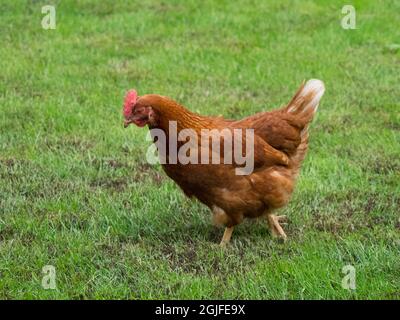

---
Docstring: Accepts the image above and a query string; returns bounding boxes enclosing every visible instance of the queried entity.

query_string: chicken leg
[266,214,287,241]
[219,227,234,247]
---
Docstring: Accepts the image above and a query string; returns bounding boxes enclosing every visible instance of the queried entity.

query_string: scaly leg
[219,227,234,247]
[266,214,287,241]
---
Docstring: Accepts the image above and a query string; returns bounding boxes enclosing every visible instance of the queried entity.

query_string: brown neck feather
[144,95,214,132]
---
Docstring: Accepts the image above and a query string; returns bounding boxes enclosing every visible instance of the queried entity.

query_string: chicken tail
[285,79,325,178]
[285,79,325,118]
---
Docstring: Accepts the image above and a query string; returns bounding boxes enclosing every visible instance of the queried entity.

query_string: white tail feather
[287,79,325,114]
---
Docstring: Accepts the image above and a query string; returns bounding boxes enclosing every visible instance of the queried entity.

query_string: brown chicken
[123,79,325,245]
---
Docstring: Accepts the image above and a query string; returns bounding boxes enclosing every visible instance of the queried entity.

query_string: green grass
[0,0,399,299]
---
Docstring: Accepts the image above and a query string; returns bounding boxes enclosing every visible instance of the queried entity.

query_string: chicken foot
[266,214,287,241]
[219,227,234,247]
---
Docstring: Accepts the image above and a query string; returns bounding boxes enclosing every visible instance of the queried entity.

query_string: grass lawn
[0,0,399,299]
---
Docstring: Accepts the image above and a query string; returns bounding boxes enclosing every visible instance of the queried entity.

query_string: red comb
[123,89,138,118]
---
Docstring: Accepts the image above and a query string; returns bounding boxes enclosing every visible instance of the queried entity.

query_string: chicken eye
[134,106,148,115]
[132,107,141,115]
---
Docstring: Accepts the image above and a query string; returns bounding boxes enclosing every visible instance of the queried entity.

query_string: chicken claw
[219,227,234,247]
[266,214,287,241]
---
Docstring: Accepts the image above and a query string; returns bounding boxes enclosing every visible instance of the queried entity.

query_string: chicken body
[123,80,325,245]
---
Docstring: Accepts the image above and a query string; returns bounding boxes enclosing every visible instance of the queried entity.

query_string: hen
[123,80,325,245]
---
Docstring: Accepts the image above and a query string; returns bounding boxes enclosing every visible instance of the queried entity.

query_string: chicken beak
[124,119,132,128]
